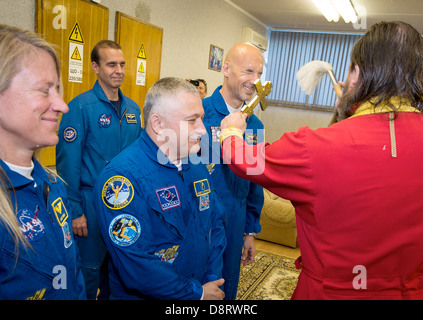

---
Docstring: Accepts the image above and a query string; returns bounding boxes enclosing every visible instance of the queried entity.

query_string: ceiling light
[332,0,358,23]
[312,0,339,22]
[313,0,358,24]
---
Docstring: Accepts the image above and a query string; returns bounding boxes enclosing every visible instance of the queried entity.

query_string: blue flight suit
[201,86,264,300]
[93,130,226,299]
[0,160,86,300]
[56,80,142,299]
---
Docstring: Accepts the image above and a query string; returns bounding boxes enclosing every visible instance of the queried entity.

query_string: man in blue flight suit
[201,42,264,300]
[93,77,226,300]
[56,40,142,299]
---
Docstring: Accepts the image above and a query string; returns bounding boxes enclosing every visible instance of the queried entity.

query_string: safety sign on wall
[68,22,84,83]
[136,43,146,86]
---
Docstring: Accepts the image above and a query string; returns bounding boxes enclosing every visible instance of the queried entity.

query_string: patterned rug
[236,250,300,300]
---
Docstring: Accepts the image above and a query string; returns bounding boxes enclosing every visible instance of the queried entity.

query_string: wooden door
[115,12,163,127]
[35,0,109,166]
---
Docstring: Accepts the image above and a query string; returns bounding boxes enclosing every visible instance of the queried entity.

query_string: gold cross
[240,79,273,117]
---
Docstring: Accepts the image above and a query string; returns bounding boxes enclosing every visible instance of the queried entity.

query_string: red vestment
[223,111,423,299]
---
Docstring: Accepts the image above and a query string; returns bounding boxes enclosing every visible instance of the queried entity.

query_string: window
[266,30,361,110]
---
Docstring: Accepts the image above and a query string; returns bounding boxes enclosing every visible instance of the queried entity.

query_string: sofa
[257,189,298,248]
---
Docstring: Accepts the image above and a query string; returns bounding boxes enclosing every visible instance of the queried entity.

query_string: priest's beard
[337,80,357,121]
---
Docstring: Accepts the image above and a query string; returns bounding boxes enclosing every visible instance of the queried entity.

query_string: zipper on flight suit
[110,98,127,153]
[43,183,54,223]
[178,170,184,181]
[89,105,129,165]
[119,107,128,152]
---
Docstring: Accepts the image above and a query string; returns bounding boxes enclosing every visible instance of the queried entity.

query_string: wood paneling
[115,12,163,127]
[35,0,109,166]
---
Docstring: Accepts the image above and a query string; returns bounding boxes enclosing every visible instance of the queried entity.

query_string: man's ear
[222,61,230,78]
[149,113,163,135]
[92,61,99,74]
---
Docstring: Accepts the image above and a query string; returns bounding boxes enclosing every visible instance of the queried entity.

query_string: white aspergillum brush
[296,60,343,98]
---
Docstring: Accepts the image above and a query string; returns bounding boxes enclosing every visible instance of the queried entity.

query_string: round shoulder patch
[63,127,77,142]
[102,176,134,210]
[108,214,141,247]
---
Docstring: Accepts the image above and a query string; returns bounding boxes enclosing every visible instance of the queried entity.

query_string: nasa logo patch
[109,214,141,247]
[17,206,45,242]
[98,113,112,128]
[155,185,181,211]
[102,176,134,210]
[63,127,77,142]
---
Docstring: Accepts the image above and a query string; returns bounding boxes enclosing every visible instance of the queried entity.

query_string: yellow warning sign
[71,46,82,60]
[138,62,145,73]
[68,22,84,44]
[137,43,147,60]
[69,43,83,83]
[136,60,146,86]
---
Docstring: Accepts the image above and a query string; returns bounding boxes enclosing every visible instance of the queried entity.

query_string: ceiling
[228,0,423,33]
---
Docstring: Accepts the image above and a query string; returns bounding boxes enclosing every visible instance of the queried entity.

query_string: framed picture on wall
[208,44,224,72]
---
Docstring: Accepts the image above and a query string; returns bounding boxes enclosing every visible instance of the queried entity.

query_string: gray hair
[143,77,200,129]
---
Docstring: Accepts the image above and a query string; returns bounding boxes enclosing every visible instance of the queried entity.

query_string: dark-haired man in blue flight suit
[56,40,142,299]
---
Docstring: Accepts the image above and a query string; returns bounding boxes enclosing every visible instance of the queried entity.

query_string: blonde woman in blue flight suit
[0,24,86,299]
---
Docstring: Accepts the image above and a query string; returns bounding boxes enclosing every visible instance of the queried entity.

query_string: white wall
[0,0,333,142]
[0,0,34,31]
[101,0,268,94]
[0,0,266,96]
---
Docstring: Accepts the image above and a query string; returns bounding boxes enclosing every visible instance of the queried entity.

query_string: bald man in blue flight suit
[56,40,142,299]
[93,77,226,300]
[201,42,264,300]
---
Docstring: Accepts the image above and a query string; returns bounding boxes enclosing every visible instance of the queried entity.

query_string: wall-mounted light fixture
[312,0,358,23]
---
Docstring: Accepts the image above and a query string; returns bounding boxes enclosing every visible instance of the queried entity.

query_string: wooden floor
[254,238,301,259]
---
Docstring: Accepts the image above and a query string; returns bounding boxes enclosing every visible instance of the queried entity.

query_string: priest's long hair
[338,21,423,120]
